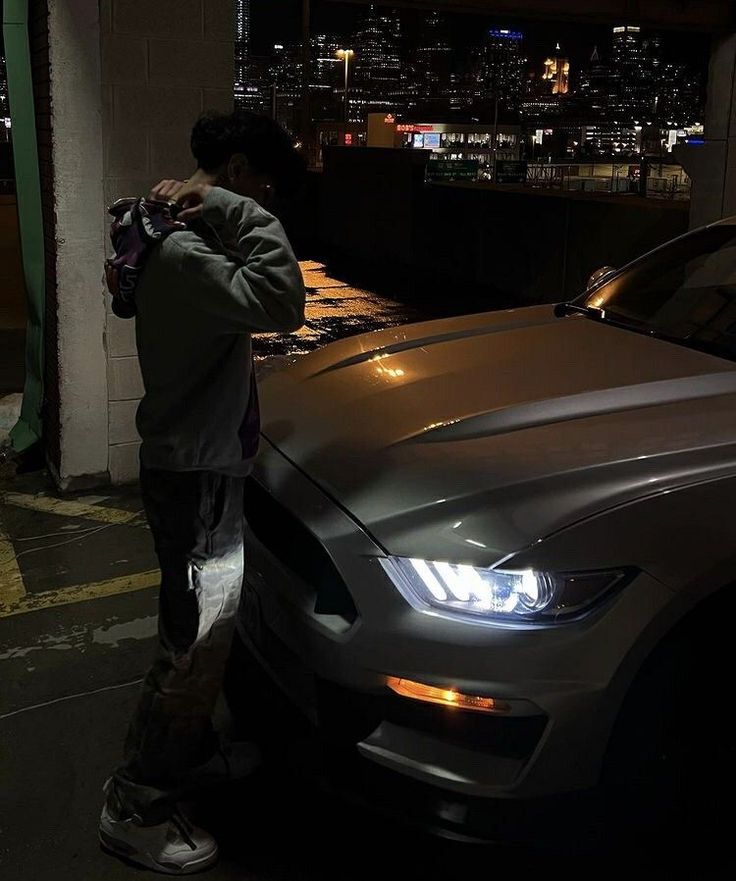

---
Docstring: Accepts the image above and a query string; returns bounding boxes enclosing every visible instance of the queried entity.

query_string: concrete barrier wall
[316,147,689,309]
[318,147,428,272]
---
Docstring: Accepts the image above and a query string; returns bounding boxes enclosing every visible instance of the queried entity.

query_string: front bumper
[229,627,604,846]
[238,438,673,804]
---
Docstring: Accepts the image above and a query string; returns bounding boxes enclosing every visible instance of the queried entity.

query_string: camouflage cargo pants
[111,467,245,824]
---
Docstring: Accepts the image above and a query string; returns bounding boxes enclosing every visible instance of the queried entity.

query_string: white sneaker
[99,799,218,875]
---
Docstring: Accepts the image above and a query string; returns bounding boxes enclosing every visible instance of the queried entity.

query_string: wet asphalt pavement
[253,260,423,366]
[0,264,706,878]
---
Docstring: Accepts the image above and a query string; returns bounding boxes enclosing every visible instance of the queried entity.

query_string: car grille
[243,476,358,623]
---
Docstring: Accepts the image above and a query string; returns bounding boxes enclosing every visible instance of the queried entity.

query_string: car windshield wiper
[553,302,605,319]
[556,301,734,360]
[557,301,675,337]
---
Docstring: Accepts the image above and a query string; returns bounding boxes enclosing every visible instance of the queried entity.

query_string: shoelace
[170,809,197,851]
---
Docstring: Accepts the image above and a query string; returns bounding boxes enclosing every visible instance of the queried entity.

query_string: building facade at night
[543,43,570,95]
[350,5,403,121]
[0,55,10,144]
[265,35,345,134]
[483,28,525,112]
[534,24,707,158]
[405,12,453,113]
[234,0,261,111]
[609,25,648,116]
[578,46,612,116]
[656,62,703,126]
[268,42,302,131]
[366,112,520,167]
[234,0,249,82]
[233,5,705,158]
[574,24,703,128]
[522,42,570,118]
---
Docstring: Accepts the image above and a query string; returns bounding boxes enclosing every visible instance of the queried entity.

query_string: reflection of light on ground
[302,273,348,290]
[253,261,421,362]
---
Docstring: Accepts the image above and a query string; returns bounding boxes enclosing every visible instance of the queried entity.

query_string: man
[99,111,306,874]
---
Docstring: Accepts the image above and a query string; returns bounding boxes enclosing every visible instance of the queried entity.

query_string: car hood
[260,306,736,564]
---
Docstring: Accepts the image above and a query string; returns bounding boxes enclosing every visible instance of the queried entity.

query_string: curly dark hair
[191,111,306,197]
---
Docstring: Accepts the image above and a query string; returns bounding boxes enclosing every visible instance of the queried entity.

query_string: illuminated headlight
[380,557,627,624]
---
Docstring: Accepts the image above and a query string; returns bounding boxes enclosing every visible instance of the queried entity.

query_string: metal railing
[524,163,690,201]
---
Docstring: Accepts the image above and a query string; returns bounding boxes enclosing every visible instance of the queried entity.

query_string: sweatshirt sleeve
[177,186,306,334]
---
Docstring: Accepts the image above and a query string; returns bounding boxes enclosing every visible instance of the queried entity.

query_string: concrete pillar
[47,0,109,487]
[101,0,234,484]
[43,0,233,488]
[675,34,736,228]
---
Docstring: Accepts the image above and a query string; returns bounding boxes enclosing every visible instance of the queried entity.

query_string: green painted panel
[3,0,45,451]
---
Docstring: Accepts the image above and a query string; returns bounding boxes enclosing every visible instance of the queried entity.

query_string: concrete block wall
[100,0,234,483]
[44,0,109,488]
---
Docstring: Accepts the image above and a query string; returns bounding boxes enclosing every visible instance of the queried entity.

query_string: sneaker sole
[99,829,219,875]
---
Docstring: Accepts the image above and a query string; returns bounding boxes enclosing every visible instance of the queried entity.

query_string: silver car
[234,219,736,845]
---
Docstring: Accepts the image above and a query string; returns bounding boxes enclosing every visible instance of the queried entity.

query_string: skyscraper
[484,29,525,112]
[269,42,302,132]
[310,34,343,122]
[522,43,569,119]
[454,46,487,112]
[542,43,570,95]
[311,34,342,91]
[0,55,10,144]
[578,46,612,116]
[234,0,250,85]
[234,0,264,112]
[351,5,402,120]
[609,25,650,118]
[412,12,453,105]
[656,63,703,125]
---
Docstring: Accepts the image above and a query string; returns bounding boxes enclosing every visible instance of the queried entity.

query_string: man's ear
[227,153,250,183]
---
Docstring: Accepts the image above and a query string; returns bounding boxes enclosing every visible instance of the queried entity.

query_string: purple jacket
[106,197,185,319]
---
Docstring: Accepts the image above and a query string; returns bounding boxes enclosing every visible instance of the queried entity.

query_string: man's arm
[176,186,306,334]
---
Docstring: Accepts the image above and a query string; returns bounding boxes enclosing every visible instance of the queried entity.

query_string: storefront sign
[397,123,435,133]
[426,159,479,182]
[495,160,528,184]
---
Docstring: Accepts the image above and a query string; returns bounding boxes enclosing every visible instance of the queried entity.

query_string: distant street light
[336,49,355,124]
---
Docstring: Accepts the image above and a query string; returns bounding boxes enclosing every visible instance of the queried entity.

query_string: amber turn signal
[387,677,510,714]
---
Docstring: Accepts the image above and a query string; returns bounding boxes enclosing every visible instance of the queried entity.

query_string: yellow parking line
[0,569,159,618]
[1,492,142,526]
[0,525,25,607]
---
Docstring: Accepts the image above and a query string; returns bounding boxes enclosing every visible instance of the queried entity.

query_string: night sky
[251,0,710,77]
[0,1,710,78]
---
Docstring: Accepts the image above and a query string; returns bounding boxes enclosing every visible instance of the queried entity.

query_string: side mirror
[587,266,616,290]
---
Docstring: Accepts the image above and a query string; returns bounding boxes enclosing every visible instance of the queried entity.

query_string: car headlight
[380,557,628,625]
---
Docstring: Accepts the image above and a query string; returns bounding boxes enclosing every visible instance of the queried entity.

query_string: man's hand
[174,181,214,223]
[148,179,185,203]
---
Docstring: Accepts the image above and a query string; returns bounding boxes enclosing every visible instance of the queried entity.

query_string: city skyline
[0,3,710,165]
[239,1,706,142]
[251,0,710,76]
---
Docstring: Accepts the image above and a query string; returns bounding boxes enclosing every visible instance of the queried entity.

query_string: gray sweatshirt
[134,186,305,475]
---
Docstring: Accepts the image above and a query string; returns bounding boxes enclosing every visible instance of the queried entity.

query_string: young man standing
[99,112,306,874]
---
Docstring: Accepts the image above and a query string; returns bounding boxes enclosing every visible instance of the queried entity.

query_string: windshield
[580,224,736,362]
